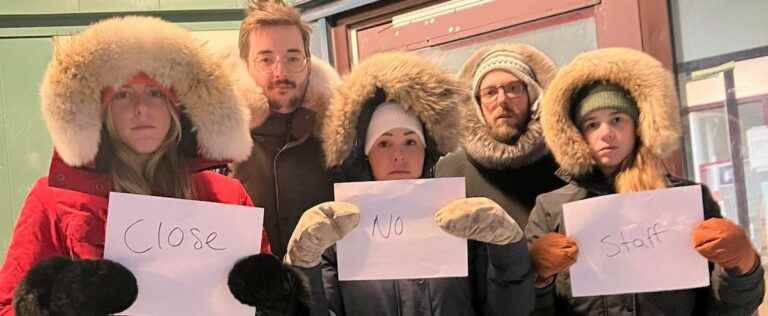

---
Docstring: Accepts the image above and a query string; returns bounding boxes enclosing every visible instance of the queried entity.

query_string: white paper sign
[563,185,710,297]
[104,192,264,316]
[335,178,468,281]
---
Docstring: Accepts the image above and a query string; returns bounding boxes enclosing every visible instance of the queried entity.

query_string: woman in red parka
[0,16,270,315]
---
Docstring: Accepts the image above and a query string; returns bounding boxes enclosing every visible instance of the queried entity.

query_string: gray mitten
[284,202,360,268]
[434,197,523,245]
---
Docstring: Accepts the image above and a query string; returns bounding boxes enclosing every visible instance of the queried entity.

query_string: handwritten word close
[600,222,669,258]
[123,219,227,254]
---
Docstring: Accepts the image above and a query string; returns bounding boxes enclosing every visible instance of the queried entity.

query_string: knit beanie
[101,72,179,106]
[364,102,425,155]
[471,50,543,122]
[571,83,639,126]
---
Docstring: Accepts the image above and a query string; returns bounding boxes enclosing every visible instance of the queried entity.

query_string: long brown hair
[104,100,196,199]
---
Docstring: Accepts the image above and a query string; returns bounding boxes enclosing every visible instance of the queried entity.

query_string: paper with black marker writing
[335,178,468,281]
[104,192,264,316]
[563,185,709,297]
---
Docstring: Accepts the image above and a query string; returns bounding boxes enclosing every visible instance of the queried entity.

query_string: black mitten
[14,257,138,316]
[228,254,311,316]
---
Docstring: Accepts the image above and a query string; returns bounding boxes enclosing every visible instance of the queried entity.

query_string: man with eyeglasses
[436,44,566,315]
[227,2,341,315]
[231,1,340,263]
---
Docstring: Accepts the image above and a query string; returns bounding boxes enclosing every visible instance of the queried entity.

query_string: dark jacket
[319,52,534,316]
[231,57,341,260]
[229,57,341,316]
[435,43,565,229]
[234,108,332,259]
[437,150,563,228]
[525,174,765,316]
[323,240,532,316]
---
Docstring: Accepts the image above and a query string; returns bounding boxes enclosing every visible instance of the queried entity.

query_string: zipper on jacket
[394,280,402,316]
[272,145,286,248]
[272,117,306,251]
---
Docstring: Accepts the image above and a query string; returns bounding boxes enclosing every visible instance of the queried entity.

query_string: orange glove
[692,218,758,275]
[530,233,579,280]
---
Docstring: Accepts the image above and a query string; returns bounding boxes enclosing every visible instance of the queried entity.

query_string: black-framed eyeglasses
[251,52,309,73]
[478,81,527,104]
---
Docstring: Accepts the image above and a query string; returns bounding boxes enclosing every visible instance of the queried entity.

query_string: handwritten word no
[123,219,227,254]
[600,222,669,258]
[371,213,404,239]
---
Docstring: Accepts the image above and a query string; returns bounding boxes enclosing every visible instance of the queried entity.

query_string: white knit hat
[364,102,425,155]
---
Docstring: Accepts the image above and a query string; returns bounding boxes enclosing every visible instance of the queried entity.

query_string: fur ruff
[541,48,681,192]
[40,16,253,166]
[223,47,341,133]
[321,52,463,168]
[456,43,558,169]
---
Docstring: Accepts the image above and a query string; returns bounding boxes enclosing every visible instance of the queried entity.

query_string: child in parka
[526,48,765,315]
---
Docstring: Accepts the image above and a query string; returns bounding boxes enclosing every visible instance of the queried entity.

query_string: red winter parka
[0,16,269,316]
[0,155,271,315]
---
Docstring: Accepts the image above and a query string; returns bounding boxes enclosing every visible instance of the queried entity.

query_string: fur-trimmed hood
[457,43,557,170]
[541,48,681,180]
[40,16,252,167]
[322,51,462,169]
[225,49,341,132]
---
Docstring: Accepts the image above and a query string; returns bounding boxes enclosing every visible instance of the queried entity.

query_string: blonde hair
[239,0,312,62]
[104,100,196,200]
[614,145,668,193]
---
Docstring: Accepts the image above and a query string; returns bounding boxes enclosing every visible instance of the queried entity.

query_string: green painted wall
[0,37,54,261]
[0,0,245,14]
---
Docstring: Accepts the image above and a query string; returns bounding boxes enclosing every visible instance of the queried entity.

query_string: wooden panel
[638,0,674,71]
[0,38,54,262]
[332,22,352,75]
[637,0,679,174]
[354,0,600,59]
[593,0,642,49]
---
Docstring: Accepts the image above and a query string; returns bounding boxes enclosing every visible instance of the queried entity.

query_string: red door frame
[331,0,673,69]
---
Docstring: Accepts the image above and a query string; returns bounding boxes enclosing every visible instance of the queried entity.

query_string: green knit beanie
[571,83,639,126]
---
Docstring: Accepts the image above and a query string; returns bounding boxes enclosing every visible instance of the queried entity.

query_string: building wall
[0,0,244,14]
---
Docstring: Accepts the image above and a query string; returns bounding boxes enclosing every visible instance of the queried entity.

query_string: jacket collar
[47,151,229,198]
[232,56,340,138]
[571,170,614,196]
[48,152,111,197]
[569,169,680,196]
[461,110,549,170]
[251,107,316,145]
[320,52,462,169]
[456,44,557,171]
